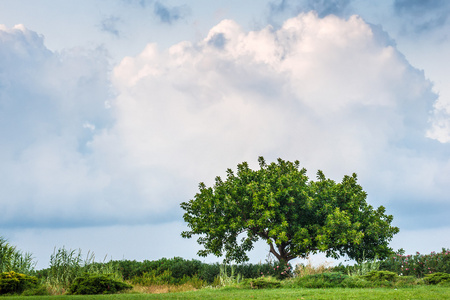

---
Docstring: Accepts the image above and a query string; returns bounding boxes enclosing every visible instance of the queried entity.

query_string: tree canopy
[181,157,399,264]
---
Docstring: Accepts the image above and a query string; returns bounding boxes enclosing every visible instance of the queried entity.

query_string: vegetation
[379,248,450,277]
[0,239,449,297]
[181,157,399,264]
[0,237,35,275]
[44,247,121,290]
[1,286,449,299]
[0,271,38,295]
[68,273,132,295]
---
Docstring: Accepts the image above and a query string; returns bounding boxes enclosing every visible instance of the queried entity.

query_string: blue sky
[1,0,450,269]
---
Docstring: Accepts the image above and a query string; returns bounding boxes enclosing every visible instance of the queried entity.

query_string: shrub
[68,273,132,295]
[0,271,38,295]
[20,285,50,296]
[363,270,397,282]
[423,272,450,285]
[294,272,349,288]
[380,248,450,277]
[249,276,281,289]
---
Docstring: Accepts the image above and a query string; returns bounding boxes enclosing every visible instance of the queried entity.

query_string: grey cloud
[121,0,153,8]
[268,0,353,19]
[394,0,450,34]
[207,33,227,49]
[153,1,189,24]
[304,0,351,17]
[100,16,122,37]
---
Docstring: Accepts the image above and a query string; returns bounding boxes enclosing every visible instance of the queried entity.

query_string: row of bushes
[36,257,292,284]
[249,271,450,289]
[380,248,450,277]
[332,248,450,278]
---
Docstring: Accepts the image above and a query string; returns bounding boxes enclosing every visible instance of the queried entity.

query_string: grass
[1,286,449,300]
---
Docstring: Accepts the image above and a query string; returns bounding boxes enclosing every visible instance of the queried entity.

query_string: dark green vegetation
[181,157,399,263]
[68,274,132,295]
[0,271,38,295]
[1,237,450,297]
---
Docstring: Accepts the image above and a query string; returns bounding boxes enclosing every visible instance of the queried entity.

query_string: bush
[294,272,349,288]
[248,276,281,289]
[363,270,397,282]
[380,248,450,277]
[423,272,450,285]
[0,271,38,295]
[20,285,50,296]
[68,274,132,295]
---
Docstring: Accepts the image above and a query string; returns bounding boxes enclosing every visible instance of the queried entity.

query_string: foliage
[294,257,332,277]
[0,286,448,299]
[181,157,399,264]
[216,264,242,287]
[0,237,35,275]
[45,247,122,289]
[363,270,397,282]
[423,272,450,285]
[114,257,278,284]
[379,248,450,277]
[68,273,132,295]
[0,271,38,295]
[20,285,50,296]
[347,255,381,276]
[249,276,281,289]
[293,272,350,288]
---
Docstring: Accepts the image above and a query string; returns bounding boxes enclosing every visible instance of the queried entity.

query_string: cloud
[0,24,114,228]
[393,0,450,34]
[100,16,122,37]
[2,12,449,237]
[268,0,353,20]
[121,0,153,8]
[107,11,447,233]
[153,1,189,24]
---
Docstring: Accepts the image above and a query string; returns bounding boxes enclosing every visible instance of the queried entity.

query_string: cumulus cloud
[105,12,447,231]
[0,24,114,228]
[2,12,449,235]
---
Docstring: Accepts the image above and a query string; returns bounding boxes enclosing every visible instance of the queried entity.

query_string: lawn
[1,286,449,300]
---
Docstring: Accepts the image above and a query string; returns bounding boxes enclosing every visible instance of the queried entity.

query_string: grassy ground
[2,286,449,300]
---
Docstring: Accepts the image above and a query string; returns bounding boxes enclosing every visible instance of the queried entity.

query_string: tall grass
[348,256,381,276]
[216,263,242,287]
[45,247,122,291]
[0,237,35,275]
[294,257,332,277]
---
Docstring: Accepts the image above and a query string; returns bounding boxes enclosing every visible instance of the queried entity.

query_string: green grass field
[1,286,449,300]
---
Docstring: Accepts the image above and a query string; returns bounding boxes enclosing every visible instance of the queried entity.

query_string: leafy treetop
[181,157,399,264]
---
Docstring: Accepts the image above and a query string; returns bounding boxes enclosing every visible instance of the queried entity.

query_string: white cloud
[0,24,114,227]
[2,12,449,238]
[106,12,443,216]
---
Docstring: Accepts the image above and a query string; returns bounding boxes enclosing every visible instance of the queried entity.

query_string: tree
[181,157,399,264]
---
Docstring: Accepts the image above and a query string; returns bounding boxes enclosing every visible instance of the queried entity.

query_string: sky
[1,0,449,270]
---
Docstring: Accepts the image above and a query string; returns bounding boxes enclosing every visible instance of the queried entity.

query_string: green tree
[181,157,399,264]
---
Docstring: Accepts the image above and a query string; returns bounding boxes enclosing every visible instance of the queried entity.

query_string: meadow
[0,286,449,300]
[1,237,449,299]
